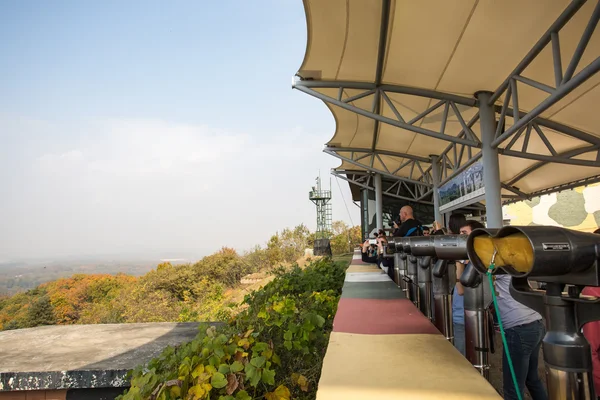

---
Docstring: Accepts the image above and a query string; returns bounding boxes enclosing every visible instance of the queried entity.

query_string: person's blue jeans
[502,320,548,400]
[453,323,465,356]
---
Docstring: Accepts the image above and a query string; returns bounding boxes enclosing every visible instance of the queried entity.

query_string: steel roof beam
[491,0,600,148]
[325,146,432,163]
[294,85,480,147]
[331,170,434,204]
[503,175,600,205]
[335,147,438,184]
[506,145,600,186]
[324,147,432,188]
[499,106,600,147]
[488,0,587,105]
[294,80,477,106]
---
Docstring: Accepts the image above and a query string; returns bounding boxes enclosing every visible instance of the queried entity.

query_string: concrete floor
[0,323,204,372]
[0,322,219,391]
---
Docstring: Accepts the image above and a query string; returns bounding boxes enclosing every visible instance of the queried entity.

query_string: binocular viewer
[387,235,469,260]
[387,226,600,286]
[467,226,600,287]
[386,237,410,253]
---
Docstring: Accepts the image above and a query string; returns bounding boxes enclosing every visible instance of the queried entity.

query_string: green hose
[486,265,523,400]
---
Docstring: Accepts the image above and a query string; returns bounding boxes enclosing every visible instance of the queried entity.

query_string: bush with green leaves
[119,257,347,400]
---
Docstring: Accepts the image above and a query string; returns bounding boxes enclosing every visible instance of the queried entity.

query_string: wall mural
[502,183,600,232]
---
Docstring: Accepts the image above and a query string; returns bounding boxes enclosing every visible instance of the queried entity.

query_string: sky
[0,0,361,261]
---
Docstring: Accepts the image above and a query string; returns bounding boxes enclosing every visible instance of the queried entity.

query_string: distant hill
[0,223,360,331]
[0,259,157,296]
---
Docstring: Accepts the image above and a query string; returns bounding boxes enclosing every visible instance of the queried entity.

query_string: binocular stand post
[461,264,492,380]
[432,259,454,343]
[393,252,409,299]
[407,255,420,307]
[511,279,600,400]
[418,256,434,320]
[464,282,491,380]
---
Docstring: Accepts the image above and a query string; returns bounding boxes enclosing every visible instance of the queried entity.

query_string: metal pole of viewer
[430,155,442,224]
[374,173,383,231]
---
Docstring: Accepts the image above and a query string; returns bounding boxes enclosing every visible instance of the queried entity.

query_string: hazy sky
[0,0,361,261]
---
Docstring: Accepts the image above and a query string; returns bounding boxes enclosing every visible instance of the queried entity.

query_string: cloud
[0,116,360,260]
[39,150,85,163]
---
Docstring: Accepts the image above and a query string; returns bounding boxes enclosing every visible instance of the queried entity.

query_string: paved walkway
[316,250,501,400]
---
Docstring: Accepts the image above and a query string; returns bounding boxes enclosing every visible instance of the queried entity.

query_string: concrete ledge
[0,322,221,391]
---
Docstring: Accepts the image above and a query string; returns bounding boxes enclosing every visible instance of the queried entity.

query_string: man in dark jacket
[392,206,423,237]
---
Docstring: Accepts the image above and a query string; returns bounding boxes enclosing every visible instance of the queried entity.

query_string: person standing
[582,228,600,399]
[495,275,547,400]
[392,206,423,237]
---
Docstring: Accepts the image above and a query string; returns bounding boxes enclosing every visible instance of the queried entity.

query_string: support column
[360,189,369,240]
[430,155,442,223]
[374,173,383,231]
[476,91,503,229]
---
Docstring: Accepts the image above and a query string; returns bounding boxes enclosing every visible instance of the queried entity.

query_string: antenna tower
[309,174,332,239]
[309,174,333,256]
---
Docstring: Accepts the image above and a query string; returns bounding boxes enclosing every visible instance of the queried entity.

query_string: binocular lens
[472,233,534,273]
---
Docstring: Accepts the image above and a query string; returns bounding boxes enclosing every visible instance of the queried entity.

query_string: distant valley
[0,257,189,296]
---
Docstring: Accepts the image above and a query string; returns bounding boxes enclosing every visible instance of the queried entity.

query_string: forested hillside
[120,256,349,400]
[0,222,361,331]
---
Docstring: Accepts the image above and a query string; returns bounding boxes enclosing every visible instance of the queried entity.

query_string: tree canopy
[0,222,360,331]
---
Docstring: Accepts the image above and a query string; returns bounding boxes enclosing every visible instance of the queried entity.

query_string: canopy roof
[293,0,600,204]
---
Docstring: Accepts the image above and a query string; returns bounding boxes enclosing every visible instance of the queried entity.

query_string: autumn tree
[330,221,361,255]
[24,295,55,327]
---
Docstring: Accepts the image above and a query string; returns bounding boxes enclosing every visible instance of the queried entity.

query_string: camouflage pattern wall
[502,183,600,232]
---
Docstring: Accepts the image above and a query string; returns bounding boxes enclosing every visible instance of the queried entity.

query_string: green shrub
[119,257,347,400]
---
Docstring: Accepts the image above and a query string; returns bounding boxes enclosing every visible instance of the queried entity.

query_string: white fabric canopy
[295,0,600,200]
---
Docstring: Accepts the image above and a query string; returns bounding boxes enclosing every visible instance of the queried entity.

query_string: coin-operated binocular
[407,235,469,259]
[387,238,411,298]
[404,237,467,336]
[432,259,454,343]
[467,226,600,400]
[408,234,494,379]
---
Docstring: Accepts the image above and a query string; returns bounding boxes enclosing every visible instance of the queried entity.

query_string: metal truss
[503,174,600,205]
[324,146,435,182]
[332,169,434,204]
[294,80,480,147]
[323,147,434,200]
[491,0,600,150]
[295,0,600,206]
[294,78,600,173]
[333,169,490,211]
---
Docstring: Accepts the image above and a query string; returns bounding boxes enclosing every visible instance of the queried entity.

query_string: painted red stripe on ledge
[333,298,440,335]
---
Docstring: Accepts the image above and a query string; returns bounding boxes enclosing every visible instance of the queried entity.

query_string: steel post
[476,91,503,229]
[399,253,409,297]
[407,255,419,306]
[361,189,369,240]
[374,173,383,231]
[464,282,492,380]
[430,155,442,223]
[432,259,454,343]
[417,257,433,320]
[393,252,401,286]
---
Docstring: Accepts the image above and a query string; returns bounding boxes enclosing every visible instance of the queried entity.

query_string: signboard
[438,160,485,213]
